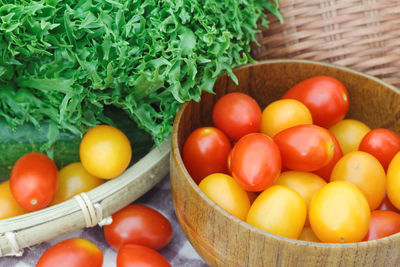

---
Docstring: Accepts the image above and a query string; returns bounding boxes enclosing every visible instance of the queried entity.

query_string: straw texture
[253,0,400,87]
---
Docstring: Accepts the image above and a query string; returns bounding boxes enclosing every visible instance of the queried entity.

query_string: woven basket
[252,0,400,87]
[0,137,170,257]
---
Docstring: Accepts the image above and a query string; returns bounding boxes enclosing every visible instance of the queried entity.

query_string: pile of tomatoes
[0,125,173,266]
[182,76,400,243]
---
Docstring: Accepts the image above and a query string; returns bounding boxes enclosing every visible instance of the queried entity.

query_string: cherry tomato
[36,238,103,267]
[387,152,400,210]
[212,92,261,141]
[363,210,400,241]
[80,125,132,179]
[359,128,400,170]
[182,127,231,184]
[231,133,281,191]
[246,185,306,239]
[273,124,334,172]
[274,171,326,225]
[330,151,386,210]
[51,162,104,205]
[117,244,171,267]
[298,227,320,242]
[104,204,172,250]
[260,99,313,137]
[378,194,399,212]
[0,181,28,220]
[309,181,370,243]
[282,76,349,127]
[313,131,343,182]
[199,173,250,220]
[329,119,370,154]
[10,152,58,211]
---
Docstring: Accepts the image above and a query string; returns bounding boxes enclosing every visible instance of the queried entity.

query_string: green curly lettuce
[0,0,281,147]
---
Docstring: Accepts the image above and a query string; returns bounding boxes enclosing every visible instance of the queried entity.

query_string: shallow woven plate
[0,136,170,257]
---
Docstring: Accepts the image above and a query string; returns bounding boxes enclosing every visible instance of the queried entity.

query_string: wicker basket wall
[252,0,400,87]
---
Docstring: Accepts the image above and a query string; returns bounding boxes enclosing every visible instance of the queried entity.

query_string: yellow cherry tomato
[0,181,28,219]
[199,173,250,220]
[330,151,386,210]
[80,125,132,179]
[309,181,370,243]
[274,171,327,225]
[329,119,370,154]
[51,162,104,205]
[260,99,313,137]
[246,185,307,239]
[298,227,320,242]
[387,152,400,210]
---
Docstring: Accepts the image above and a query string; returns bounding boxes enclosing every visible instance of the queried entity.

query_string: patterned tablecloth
[0,176,208,267]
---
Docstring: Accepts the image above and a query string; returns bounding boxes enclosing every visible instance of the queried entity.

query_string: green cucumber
[0,108,154,181]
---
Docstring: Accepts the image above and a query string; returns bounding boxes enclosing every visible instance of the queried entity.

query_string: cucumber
[0,108,154,181]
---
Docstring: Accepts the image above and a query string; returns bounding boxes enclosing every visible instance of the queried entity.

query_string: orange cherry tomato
[213,92,262,141]
[231,133,281,191]
[260,99,313,137]
[199,173,250,220]
[51,162,103,205]
[10,152,58,211]
[387,152,400,210]
[80,125,132,179]
[273,124,334,172]
[330,151,386,210]
[36,238,103,267]
[282,76,349,128]
[313,131,343,182]
[329,119,370,154]
[298,227,320,242]
[182,127,231,184]
[274,171,327,225]
[246,185,307,239]
[0,181,28,220]
[359,128,400,171]
[309,181,370,243]
[363,210,400,241]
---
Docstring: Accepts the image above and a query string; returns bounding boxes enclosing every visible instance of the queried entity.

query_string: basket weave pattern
[253,0,400,87]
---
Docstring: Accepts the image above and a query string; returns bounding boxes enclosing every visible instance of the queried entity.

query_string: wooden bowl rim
[172,59,400,249]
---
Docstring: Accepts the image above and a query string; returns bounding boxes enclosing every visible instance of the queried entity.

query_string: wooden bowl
[170,59,400,267]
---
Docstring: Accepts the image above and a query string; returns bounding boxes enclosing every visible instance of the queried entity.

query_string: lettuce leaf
[0,0,281,147]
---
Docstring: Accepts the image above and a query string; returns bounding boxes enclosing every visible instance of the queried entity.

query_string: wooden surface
[0,136,171,257]
[170,59,400,267]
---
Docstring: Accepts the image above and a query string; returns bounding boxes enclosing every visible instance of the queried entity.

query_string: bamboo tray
[0,136,170,257]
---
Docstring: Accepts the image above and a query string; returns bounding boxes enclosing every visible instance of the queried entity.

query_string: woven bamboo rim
[252,0,400,87]
[0,136,170,257]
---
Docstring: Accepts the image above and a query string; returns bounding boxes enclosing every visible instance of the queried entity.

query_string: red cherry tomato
[231,133,281,191]
[117,244,171,267]
[182,127,231,183]
[213,92,262,141]
[282,76,349,128]
[313,131,343,182]
[358,128,400,170]
[36,238,103,267]
[363,210,400,241]
[104,204,173,250]
[273,124,334,172]
[10,152,58,211]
